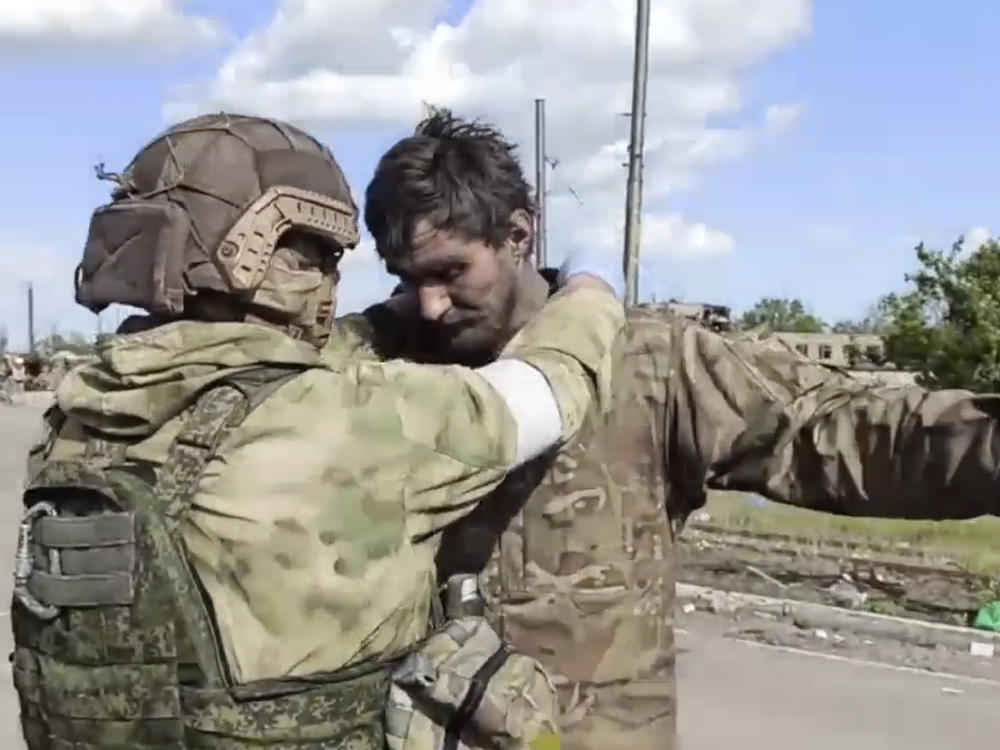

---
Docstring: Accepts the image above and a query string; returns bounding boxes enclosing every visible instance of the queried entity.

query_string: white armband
[476,359,562,466]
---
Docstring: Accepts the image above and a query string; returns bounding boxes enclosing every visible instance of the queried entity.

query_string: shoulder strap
[146,376,253,685]
[24,404,68,482]
[156,365,305,532]
[145,364,306,687]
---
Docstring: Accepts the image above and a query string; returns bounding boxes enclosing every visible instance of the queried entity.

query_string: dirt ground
[680,493,1000,628]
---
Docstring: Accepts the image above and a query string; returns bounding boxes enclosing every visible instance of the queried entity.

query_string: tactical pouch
[11,367,392,749]
[385,616,560,750]
[76,198,192,315]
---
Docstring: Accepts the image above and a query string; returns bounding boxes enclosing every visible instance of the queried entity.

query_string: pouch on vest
[11,367,392,750]
[384,616,561,750]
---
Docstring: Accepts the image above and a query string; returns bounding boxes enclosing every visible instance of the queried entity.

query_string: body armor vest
[11,367,391,749]
[435,311,680,744]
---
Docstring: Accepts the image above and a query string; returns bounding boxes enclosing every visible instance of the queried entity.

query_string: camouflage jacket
[329,300,1000,746]
[43,287,622,685]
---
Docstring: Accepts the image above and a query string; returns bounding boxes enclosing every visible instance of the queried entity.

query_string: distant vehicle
[638,300,734,332]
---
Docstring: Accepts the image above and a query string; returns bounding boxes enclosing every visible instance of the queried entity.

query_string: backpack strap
[143,364,306,686]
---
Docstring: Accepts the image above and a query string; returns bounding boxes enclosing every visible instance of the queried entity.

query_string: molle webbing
[12,365,393,749]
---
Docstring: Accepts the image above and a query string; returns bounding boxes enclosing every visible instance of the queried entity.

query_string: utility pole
[27,283,35,354]
[622,0,651,306]
[534,98,548,268]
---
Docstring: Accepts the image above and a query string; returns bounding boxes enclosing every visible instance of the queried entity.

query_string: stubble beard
[434,282,520,367]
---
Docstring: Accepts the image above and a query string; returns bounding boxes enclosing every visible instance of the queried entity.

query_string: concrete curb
[676,582,1000,653]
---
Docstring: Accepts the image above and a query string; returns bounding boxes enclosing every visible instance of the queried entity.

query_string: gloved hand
[557,248,624,299]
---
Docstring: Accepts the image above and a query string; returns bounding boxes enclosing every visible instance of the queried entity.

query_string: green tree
[0,326,7,353]
[832,321,862,334]
[738,297,825,333]
[880,235,1000,390]
[842,338,887,368]
[831,305,888,335]
[832,305,889,368]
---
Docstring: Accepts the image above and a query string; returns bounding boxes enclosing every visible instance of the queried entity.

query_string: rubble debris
[969,641,995,658]
[705,591,739,615]
[746,565,788,591]
[825,578,868,610]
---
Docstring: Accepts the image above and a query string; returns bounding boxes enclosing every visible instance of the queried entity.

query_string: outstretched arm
[366,283,623,537]
[645,316,1000,520]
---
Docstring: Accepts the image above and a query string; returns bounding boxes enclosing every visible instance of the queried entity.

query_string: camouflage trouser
[491,588,678,750]
[556,669,676,750]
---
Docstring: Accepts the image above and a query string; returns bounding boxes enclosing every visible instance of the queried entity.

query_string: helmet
[75,113,359,343]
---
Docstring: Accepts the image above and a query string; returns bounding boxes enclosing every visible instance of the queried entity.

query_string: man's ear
[508,209,534,265]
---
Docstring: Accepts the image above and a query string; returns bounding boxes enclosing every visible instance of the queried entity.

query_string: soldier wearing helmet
[11,113,624,749]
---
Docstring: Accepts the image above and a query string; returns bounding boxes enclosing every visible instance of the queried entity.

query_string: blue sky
[0,0,996,348]
[664,0,1000,316]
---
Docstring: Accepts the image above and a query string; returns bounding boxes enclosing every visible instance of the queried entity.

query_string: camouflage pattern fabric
[14,368,395,749]
[13,292,623,750]
[342,302,1000,750]
[385,616,560,749]
[16,286,620,748]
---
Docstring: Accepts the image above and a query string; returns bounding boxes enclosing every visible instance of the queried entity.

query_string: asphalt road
[1,402,998,748]
[676,626,1000,748]
[1,404,46,750]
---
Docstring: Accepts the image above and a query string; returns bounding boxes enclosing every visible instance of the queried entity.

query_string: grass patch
[699,492,1000,576]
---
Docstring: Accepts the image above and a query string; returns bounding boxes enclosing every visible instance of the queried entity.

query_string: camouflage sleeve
[358,287,623,536]
[653,318,1000,520]
[322,312,391,368]
[500,287,620,434]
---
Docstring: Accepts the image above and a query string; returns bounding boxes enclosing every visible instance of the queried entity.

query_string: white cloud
[0,0,224,54]
[571,201,734,262]
[965,226,991,252]
[163,0,810,299]
[644,214,736,259]
[764,102,804,133]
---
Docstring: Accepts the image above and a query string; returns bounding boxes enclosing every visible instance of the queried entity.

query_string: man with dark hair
[337,107,1000,750]
[363,113,549,368]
